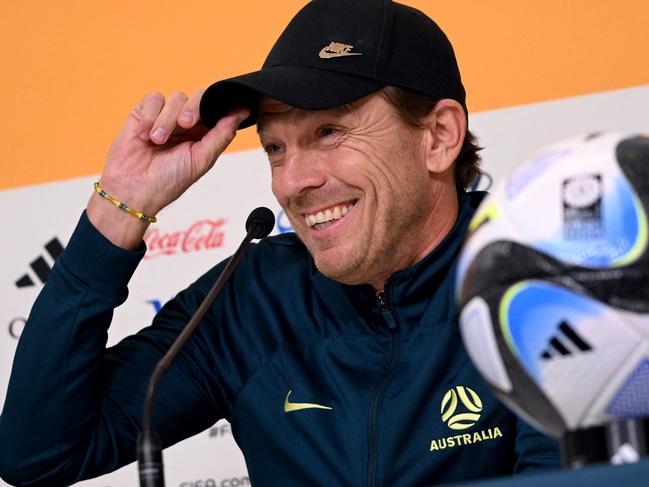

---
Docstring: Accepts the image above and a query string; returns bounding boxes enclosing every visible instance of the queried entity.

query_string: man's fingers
[192,108,250,175]
[177,89,205,129]
[148,92,189,144]
[135,92,165,140]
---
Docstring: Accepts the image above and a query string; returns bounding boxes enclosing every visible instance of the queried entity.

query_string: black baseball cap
[199,0,466,129]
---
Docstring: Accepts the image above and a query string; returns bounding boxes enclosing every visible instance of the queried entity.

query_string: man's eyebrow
[256,103,354,135]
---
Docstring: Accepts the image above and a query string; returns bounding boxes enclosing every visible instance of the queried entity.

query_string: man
[0,1,559,486]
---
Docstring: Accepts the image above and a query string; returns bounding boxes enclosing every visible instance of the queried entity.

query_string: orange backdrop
[1,0,648,190]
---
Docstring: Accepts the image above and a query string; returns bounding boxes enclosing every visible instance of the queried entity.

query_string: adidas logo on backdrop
[15,238,65,288]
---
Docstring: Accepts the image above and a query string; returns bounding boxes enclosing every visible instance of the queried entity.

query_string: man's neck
[369,184,460,291]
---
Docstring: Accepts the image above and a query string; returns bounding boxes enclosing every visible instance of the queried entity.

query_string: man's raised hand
[87,90,249,250]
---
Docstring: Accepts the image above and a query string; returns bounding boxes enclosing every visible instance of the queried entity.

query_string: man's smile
[303,200,357,229]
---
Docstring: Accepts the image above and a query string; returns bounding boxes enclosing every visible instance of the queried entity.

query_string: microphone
[137,207,275,487]
[245,206,276,239]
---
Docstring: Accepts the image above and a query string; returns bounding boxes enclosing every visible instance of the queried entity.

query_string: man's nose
[279,149,328,198]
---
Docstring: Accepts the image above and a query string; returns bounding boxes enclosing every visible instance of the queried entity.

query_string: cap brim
[199,65,385,129]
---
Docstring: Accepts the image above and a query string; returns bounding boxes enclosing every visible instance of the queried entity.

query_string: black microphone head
[245,207,276,238]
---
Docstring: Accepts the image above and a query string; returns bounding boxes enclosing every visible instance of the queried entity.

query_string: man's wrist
[86,192,150,251]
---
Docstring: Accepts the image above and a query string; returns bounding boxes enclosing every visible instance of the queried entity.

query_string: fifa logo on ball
[441,386,483,430]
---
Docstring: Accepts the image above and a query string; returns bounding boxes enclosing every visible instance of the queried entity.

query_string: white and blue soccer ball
[456,132,649,438]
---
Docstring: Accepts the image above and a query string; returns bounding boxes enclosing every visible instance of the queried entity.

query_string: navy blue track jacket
[0,191,559,486]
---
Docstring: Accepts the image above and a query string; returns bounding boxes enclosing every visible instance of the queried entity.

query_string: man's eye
[264,143,282,155]
[317,127,339,138]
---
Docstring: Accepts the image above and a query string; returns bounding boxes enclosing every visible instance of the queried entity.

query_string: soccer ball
[456,132,649,439]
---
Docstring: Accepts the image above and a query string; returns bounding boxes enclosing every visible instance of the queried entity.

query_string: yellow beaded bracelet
[94,181,157,224]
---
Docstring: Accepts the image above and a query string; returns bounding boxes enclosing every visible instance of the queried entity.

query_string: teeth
[304,203,355,228]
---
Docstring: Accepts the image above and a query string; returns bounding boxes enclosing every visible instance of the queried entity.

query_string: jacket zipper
[366,291,401,487]
[376,291,398,330]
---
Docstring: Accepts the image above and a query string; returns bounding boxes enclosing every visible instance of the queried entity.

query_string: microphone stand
[561,418,649,469]
[137,207,275,487]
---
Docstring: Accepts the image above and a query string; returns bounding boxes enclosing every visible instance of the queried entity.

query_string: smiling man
[0,1,559,486]
[258,93,461,289]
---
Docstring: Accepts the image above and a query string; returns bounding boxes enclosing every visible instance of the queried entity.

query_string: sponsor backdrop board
[1,1,649,486]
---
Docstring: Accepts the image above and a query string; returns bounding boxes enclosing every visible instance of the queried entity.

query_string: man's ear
[423,99,466,174]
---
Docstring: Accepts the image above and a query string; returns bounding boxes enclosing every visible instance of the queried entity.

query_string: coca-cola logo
[144,219,227,259]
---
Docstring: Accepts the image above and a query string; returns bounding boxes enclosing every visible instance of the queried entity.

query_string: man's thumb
[192,109,250,174]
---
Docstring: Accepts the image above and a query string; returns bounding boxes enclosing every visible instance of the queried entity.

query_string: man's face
[257,91,453,288]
